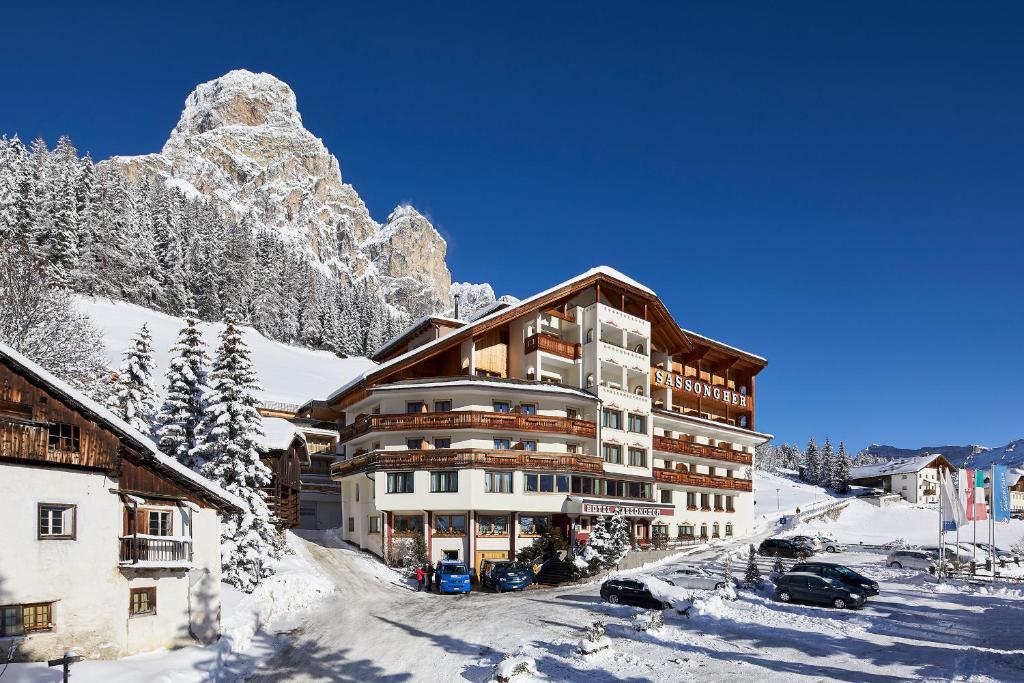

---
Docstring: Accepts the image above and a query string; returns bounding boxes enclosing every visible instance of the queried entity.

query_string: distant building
[258,416,309,529]
[1008,470,1024,515]
[849,454,955,504]
[0,342,242,661]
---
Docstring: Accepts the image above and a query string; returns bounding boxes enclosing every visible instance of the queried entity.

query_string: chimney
[454,293,461,320]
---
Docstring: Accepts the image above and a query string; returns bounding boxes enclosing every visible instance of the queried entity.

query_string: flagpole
[938,493,945,583]
[990,464,996,583]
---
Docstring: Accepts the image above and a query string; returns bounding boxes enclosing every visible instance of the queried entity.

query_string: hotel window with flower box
[519,515,551,536]
[393,515,423,534]
[430,471,459,493]
[478,514,509,536]
[387,472,414,494]
[434,514,466,535]
[485,471,513,493]
[678,524,694,539]
[686,492,697,509]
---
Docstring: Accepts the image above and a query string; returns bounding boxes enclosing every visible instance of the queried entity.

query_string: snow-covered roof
[259,416,307,452]
[850,454,951,480]
[0,341,244,512]
[372,314,466,359]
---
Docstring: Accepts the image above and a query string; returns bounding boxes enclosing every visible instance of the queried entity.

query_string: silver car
[886,549,937,573]
[656,565,729,590]
[817,537,847,553]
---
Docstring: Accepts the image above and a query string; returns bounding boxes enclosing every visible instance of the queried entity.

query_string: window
[148,510,172,536]
[347,517,355,532]
[485,471,513,493]
[628,448,646,467]
[523,472,570,494]
[493,401,511,413]
[566,408,580,420]
[355,484,360,502]
[406,438,425,450]
[700,524,708,538]
[433,400,452,412]
[38,503,75,539]
[660,490,672,504]
[633,343,645,354]
[1,603,53,635]
[678,524,694,539]
[714,494,723,510]
[307,458,331,475]
[520,440,537,451]
[493,438,511,450]
[519,403,537,415]
[406,401,424,413]
[700,493,711,510]
[368,516,381,533]
[686,492,697,509]
[566,443,579,454]
[725,523,733,537]
[602,409,622,430]
[129,588,156,616]
[47,423,80,453]
[433,437,451,449]
[578,517,591,531]
[602,444,622,464]
[393,515,423,533]
[430,471,459,493]
[387,472,414,493]
[478,514,509,535]
[519,515,551,536]
[726,496,735,512]
[434,514,466,534]
[586,328,594,343]
[585,373,594,388]
[712,523,720,538]
[627,414,646,433]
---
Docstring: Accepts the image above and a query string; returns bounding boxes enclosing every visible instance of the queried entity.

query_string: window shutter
[137,508,151,534]
[123,506,135,535]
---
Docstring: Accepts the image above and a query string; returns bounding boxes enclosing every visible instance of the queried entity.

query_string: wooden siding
[119,457,210,508]
[473,328,508,377]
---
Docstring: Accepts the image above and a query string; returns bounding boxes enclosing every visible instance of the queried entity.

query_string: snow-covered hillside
[77,296,376,406]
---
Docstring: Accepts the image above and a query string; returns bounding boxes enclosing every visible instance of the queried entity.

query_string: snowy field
[75,296,376,405]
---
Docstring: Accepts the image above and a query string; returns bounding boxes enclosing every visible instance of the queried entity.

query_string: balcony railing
[524,333,581,361]
[338,411,596,443]
[332,448,605,478]
[119,537,193,566]
[653,467,753,492]
[652,435,753,466]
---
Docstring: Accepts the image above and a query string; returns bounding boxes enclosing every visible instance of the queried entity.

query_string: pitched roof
[0,341,244,512]
[259,416,308,452]
[849,454,953,480]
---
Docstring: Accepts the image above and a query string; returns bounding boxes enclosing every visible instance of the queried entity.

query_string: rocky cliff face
[107,70,456,318]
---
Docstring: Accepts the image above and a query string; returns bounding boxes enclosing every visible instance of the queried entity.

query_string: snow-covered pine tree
[151,183,188,315]
[155,308,209,468]
[107,324,158,434]
[834,441,853,493]
[608,510,632,565]
[193,314,278,591]
[803,438,820,484]
[744,544,763,587]
[820,437,835,489]
[578,516,615,572]
[39,136,80,286]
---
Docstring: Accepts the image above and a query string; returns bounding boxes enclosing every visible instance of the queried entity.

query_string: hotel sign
[652,370,748,408]
[580,502,673,518]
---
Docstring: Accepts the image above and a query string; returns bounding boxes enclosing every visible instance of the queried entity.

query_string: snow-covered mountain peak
[168,69,302,141]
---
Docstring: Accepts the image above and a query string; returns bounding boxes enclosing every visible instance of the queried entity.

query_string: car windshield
[831,566,863,579]
[442,564,468,575]
[497,562,526,573]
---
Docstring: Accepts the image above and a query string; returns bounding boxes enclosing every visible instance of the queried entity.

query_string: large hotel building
[300,267,770,570]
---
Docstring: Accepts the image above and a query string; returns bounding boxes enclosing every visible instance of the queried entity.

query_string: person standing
[415,565,425,591]
[426,562,436,592]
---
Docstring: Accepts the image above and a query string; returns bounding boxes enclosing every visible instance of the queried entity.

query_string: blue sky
[3,2,1022,452]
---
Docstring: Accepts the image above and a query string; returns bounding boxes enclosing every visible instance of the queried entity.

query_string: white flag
[940,469,967,528]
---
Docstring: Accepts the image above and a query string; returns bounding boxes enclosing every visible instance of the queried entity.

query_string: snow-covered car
[886,550,937,573]
[919,545,972,564]
[655,565,730,591]
[790,536,824,552]
[600,578,671,609]
[774,573,866,609]
[816,537,847,553]
[959,542,1019,562]
[789,562,879,596]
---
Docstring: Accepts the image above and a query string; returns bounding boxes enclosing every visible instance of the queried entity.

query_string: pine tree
[834,441,853,493]
[607,510,632,565]
[193,315,278,591]
[820,437,835,489]
[580,516,615,572]
[40,136,81,285]
[107,324,158,434]
[155,308,209,468]
[744,544,763,587]
[803,438,820,484]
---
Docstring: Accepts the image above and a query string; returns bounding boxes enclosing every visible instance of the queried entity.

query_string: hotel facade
[302,268,771,571]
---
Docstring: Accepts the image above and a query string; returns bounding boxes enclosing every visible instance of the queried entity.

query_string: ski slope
[75,296,377,406]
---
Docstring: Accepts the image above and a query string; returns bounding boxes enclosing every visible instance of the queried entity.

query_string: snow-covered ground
[75,296,376,405]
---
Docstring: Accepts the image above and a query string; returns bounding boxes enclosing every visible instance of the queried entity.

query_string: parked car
[959,542,1019,562]
[600,578,671,609]
[886,550,937,573]
[816,537,847,553]
[759,538,811,559]
[480,560,532,592]
[774,572,866,609]
[791,536,824,552]
[435,560,472,594]
[656,565,730,591]
[789,562,879,596]
[919,545,972,564]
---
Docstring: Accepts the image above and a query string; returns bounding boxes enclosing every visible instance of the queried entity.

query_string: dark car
[775,572,866,609]
[759,538,811,559]
[600,578,669,610]
[480,560,533,592]
[790,562,880,596]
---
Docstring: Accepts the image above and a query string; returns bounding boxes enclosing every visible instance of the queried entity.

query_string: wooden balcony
[338,411,596,443]
[332,448,605,478]
[652,435,753,466]
[653,467,753,492]
[524,333,581,361]
[119,537,193,566]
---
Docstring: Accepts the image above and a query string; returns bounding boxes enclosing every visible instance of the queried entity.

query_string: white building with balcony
[300,267,771,572]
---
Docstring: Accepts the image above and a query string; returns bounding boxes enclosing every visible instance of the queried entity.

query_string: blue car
[480,560,533,592]
[435,560,471,594]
